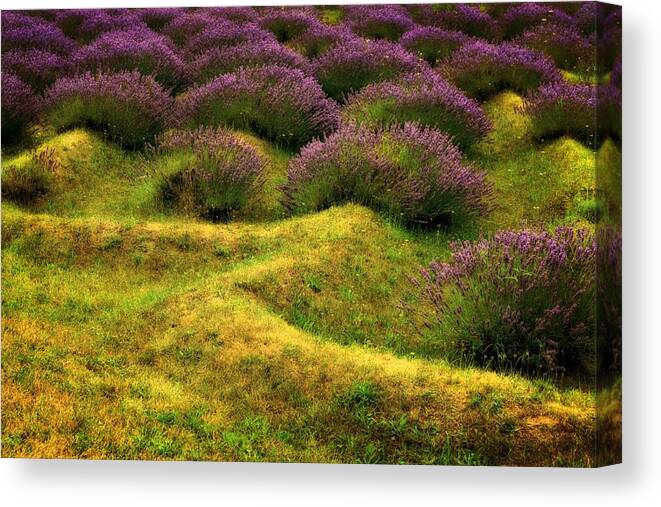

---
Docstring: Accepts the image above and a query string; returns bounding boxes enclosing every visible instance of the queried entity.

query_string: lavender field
[1,3,621,466]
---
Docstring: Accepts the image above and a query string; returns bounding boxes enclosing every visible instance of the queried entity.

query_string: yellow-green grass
[1,91,619,464]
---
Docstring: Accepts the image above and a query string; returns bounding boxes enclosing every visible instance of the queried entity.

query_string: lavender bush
[344,70,491,150]
[314,39,424,101]
[574,2,599,35]
[2,49,73,92]
[200,7,259,24]
[412,227,596,375]
[72,28,187,89]
[42,71,172,148]
[2,73,38,144]
[440,41,561,99]
[175,65,340,150]
[157,128,265,221]
[182,20,275,58]
[515,23,596,73]
[161,12,214,47]
[400,26,470,66]
[282,122,491,227]
[522,82,597,146]
[499,3,574,39]
[288,23,356,58]
[258,8,320,43]
[344,5,414,41]
[2,12,76,55]
[56,9,147,43]
[189,40,312,84]
[436,4,500,40]
[136,8,185,32]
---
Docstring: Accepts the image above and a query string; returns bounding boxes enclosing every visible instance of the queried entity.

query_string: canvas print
[0,2,621,466]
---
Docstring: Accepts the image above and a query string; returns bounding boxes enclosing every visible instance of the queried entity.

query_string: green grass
[1,89,619,465]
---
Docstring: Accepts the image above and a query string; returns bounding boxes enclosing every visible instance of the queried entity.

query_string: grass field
[1,90,614,465]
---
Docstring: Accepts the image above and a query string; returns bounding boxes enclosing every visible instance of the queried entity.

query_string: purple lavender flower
[42,71,173,148]
[314,39,425,101]
[437,4,500,40]
[2,49,73,92]
[440,40,561,99]
[573,2,600,34]
[288,22,357,58]
[2,12,76,55]
[412,227,597,374]
[522,82,598,146]
[2,73,38,143]
[157,127,265,221]
[343,5,414,41]
[400,26,471,66]
[71,28,187,89]
[175,65,340,150]
[189,40,313,84]
[182,20,275,58]
[499,3,574,39]
[258,7,321,43]
[344,69,491,149]
[516,22,596,73]
[282,122,491,226]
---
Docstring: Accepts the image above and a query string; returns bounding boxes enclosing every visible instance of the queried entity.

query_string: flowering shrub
[400,26,470,66]
[499,3,574,39]
[161,12,214,46]
[136,8,185,32]
[288,23,356,58]
[56,9,147,43]
[516,23,596,73]
[2,12,76,55]
[314,39,424,101]
[405,4,448,27]
[42,71,172,148]
[344,5,414,41]
[598,83,622,143]
[574,2,599,34]
[258,8,320,43]
[437,4,500,40]
[189,40,312,84]
[344,70,491,150]
[2,49,73,92]
[2,73,38,144]
[72,29,187,89]
[412,227,596,375]
[598,10,621,73]
[182,20,275,58]
[175,65,340,150]
[157,128,265,221]
[522,82,597,146]
[440,41,561,99]
[282,122,490,227]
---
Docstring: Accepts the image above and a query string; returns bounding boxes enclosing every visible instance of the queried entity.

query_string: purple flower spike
[42,71,173,148]
[182,20,275,59]
[440,40,561,99]
[258,8,321,43]
[288,22,357,58]
[314,39,425,101]
[344,69,491,149]
[413,227,597,374]
[282,122,491,226]
[175,65,340,150]
[161,12,215,47]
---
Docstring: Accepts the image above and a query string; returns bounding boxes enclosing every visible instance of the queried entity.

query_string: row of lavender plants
[3,4,620,147]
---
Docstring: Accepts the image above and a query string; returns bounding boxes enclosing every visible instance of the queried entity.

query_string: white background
[1,0,659,505]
